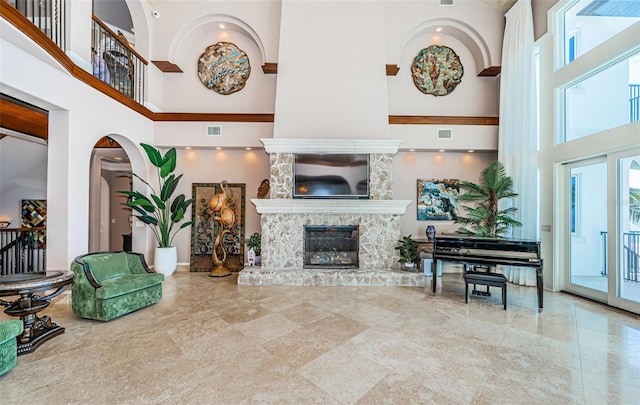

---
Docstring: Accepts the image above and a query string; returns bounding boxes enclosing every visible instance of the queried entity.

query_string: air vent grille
[440,0,454,5]
[437,129,453,139]
[206,125,222,136]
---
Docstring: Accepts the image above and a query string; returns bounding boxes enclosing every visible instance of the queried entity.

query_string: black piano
[432,236,544,312]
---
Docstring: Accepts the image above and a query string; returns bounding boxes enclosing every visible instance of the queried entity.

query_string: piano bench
[463,272,508,310]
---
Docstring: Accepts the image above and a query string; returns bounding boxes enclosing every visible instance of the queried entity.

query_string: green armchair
[71,252,164,321]
[0,320,23,376]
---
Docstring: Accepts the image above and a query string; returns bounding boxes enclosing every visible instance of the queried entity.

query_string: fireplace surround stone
[237,139,423,286]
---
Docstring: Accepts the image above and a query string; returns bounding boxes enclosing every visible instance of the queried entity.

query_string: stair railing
[0,227,47,276]
[8,0,65,50]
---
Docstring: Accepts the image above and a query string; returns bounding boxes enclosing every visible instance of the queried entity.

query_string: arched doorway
[89,136,132,252]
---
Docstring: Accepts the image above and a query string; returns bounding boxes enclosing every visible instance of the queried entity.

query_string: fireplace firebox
[303,225,359,269]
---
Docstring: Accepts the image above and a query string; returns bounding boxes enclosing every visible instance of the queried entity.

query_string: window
[563,0,640,66]
[563,52,640,142]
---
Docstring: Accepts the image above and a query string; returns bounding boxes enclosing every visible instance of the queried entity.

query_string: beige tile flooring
[1,271,640,404]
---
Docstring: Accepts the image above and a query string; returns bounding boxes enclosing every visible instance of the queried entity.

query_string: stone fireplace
[237,139,425,286]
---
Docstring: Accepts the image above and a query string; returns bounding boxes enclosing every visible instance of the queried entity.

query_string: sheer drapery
[498,0,538,286]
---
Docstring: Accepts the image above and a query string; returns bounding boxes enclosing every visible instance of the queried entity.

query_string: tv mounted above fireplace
[293,153,369,199]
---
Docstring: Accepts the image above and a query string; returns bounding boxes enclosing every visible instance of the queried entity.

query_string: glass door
[609,152,640,312]
[565,158,608,301]
[563,150,640,314]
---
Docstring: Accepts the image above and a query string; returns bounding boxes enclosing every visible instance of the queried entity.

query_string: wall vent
[437,129,453,139]
[440,0,454,6]
[206,124,222,136]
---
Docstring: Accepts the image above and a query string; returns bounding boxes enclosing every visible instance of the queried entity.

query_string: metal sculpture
[208,181,236,277]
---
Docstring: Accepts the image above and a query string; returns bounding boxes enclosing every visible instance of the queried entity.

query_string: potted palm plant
[395,235,419,269]
[455,160,522,238]
[120,143,194,276]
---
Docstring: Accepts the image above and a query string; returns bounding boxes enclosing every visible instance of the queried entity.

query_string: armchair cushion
[95,273,165,300]
[0,320,23,376]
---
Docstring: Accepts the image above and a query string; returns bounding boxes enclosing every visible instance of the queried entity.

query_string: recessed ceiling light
[185,146,192,150]
[468,149,475,153]
[409,149,415,152]
[219,24,225,29]
[245,147,252,150]
[439,149,445,152]
[216,147,222,150]
[436,27,442,32]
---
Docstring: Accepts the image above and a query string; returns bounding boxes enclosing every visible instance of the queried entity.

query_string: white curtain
[498,0,538,286]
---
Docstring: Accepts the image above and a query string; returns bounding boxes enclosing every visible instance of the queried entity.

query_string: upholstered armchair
[71,252,164,321]
[0,320,23,376]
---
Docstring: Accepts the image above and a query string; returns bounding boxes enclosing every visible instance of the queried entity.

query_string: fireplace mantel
[250,199,412,214]
[261,138,402,154]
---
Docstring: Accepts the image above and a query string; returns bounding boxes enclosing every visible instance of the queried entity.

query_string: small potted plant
[245,232,261,264]
[395,235,419,269]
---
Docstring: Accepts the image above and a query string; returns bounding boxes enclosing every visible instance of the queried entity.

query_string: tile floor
[1,272,639,404]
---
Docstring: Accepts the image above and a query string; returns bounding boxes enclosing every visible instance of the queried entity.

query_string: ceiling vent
[440,0,454,6]
[437,129,453,139]
[206,124,222,136]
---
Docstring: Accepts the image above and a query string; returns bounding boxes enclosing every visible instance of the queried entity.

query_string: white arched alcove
[395,18,495,75]
[168,14,268,67]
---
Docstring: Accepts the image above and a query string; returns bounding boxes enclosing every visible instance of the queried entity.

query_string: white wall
[273,0,389,139]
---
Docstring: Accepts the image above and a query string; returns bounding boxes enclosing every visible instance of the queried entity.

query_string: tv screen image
[293,153,369,199]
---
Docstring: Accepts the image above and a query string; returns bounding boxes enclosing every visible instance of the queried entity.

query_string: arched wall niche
[168,14,267,67]
[395,18,495,75]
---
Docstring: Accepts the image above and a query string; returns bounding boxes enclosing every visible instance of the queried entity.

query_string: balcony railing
[0,227,47,276]
[623,231,640,282]
[630,84,640,123]
[600,231,640,282]
[92,15,146,104]
[6,1,147,106]
[8,0,65,51]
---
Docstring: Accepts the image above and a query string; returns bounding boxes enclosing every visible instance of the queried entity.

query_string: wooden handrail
[92,15,148,65]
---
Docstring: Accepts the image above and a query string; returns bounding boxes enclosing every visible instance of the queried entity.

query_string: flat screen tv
[293,153,369,199]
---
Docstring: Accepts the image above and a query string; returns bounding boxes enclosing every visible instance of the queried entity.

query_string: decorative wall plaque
[197,42,251,95]
[411,45,464,96]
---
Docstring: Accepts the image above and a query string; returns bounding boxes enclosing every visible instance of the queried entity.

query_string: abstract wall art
[21,199,46,248]
[197,42,251,95]
[411,45,464,96]
[417,179,459,221]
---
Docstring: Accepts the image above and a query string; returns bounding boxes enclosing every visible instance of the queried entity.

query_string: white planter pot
[154,246,177,276]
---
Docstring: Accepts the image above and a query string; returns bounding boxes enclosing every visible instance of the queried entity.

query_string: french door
[563,149,640,313]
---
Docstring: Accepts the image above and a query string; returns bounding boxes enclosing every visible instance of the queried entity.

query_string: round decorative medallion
[197,42,251,95]
[411,45,464,96]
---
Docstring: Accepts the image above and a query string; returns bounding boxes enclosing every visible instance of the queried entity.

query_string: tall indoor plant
[455,160,522,238]
[120,143,194,275]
